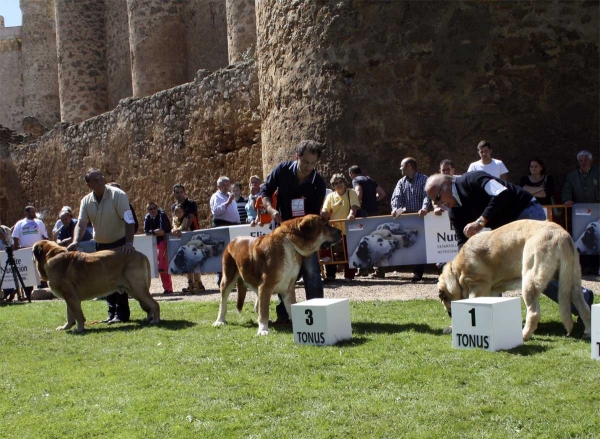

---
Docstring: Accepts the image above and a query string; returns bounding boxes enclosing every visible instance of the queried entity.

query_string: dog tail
[557,237,580,336]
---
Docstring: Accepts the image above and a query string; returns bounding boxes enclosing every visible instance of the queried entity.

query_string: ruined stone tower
[104,0,133,109]
[226,0,256,64]
[184,0,228,79]
[55,0,109,124]
[127,0,188,98]
[19,0,60,129]
[255,1,599,188]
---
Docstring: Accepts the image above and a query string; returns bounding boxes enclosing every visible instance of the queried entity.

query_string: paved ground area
[148,267,600,304]
[16,266,598,305]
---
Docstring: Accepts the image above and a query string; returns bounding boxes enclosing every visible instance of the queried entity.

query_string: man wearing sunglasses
[425,171,545,248]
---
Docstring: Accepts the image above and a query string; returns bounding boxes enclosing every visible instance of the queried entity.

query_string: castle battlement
[0,37,22,52]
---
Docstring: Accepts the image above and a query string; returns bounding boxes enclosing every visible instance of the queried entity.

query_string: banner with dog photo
[0,248,40,288]
[571,203,600,255]
[345,215,427,269]
[167,228,230,274]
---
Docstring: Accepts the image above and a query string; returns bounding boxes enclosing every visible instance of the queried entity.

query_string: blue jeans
[276,251,323,320]
[516,200,546,221]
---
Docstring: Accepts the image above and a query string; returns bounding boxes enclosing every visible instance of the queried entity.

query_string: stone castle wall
[1,62,261,229]
[0,24,24,131]
[256,0,599,193]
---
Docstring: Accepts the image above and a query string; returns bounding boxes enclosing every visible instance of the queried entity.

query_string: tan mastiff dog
[438,220,591,340]
[213,214,342,335]
[33,240,160,333]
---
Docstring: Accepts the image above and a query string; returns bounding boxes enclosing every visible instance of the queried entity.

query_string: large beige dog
[33,240,160,333]
[438,220,591,340]
[213,214,342,335]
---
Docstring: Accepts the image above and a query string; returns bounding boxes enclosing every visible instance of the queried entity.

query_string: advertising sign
[571,203,600,256]
[0,248,40,288]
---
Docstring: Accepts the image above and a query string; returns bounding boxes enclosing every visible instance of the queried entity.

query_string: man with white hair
[562,150,599,207]
[210,176,241,286]
[425,171,545,248]
[562,150,599,275]
[210,176,241,227]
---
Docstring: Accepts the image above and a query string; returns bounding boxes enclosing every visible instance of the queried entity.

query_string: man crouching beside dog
[426,171,592,340]
[33,168,160,333]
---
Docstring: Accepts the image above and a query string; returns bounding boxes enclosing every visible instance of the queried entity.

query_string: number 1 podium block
[591,304,600,360]
[291,298,352,346]
[451,297,523,351]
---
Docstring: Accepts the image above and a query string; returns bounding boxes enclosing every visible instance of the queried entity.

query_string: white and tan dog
[33,240,160,333]
[213,215,342,335]
[438,220,591,340]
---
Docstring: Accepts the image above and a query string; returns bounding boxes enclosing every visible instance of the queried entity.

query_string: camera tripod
[0,247,30,303]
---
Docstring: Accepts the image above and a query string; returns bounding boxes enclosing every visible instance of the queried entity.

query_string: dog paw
[442,325,453,334]
[212,320,226,327]
[256,329,270,336]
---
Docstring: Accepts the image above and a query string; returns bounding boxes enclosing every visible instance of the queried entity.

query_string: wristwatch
[476,219,486,227]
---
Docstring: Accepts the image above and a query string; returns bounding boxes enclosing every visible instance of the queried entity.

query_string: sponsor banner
[345,215,426,269]
[227,224,272,240]
[133,235,159,278]
[572,203,600,256]
[167,228,230,274]
[423,212,459,263]
[0,248,40,288]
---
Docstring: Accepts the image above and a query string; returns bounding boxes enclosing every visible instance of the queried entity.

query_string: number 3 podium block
[451,297,523,351]
[291,298,352,346]
[592,304,600,360]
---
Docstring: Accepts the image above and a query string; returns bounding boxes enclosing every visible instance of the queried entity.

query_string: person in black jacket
[425,171,546,248]
[144,202,173,294]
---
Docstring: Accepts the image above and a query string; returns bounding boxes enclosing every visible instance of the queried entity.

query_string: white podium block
[591,304,600,360]
[291,298,352,346]
[451,297,523,351]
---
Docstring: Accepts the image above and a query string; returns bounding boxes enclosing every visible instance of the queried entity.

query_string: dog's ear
[33,243,45,262]
[297,215,321,240]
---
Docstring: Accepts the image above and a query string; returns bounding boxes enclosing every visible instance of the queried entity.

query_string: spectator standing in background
[144,202,173,295]
[232,182,248,224]
[467,140,509,181]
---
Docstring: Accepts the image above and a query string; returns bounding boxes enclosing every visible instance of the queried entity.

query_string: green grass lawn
[0,297,598,439]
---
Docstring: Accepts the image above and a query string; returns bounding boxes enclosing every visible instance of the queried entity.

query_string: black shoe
[163,290,173,295]
[271,318,292,326]
[411,276,423,283]
[100,317,113,323]
[107,317,128,324]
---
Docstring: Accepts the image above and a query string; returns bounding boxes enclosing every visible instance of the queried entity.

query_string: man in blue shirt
[56,208,92,247]
[259,140,327,324]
